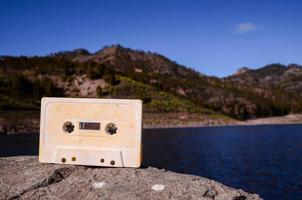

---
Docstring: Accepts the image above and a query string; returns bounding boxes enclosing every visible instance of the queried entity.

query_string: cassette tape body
[39,97,142,168]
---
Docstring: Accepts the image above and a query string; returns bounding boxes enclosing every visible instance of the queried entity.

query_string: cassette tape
[39,97,142,168]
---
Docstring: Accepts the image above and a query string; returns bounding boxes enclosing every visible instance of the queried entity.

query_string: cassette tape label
[39,97,142,168]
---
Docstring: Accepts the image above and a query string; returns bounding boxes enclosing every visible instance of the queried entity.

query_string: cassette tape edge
[39,97,143,168]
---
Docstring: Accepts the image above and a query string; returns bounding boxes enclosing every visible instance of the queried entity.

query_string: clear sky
[1,0,302,77]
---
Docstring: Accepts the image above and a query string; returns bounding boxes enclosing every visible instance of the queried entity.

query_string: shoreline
[144,122,302,129]
[0,112,302,134]
[144,113,302,128]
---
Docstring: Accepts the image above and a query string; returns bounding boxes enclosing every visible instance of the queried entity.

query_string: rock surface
[0,156,261,200]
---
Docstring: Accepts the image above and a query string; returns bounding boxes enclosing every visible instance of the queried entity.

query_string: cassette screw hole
[63,121,74,134]
[72,157,76,162]
[61,158,66,163]
[105,123,117,135]
[110,160,115,166]
[100,158,105,163]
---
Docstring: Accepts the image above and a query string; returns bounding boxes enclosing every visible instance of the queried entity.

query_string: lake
[1,124,302,200]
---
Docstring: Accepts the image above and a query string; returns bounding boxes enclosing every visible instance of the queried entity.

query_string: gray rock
[0,156,262,200]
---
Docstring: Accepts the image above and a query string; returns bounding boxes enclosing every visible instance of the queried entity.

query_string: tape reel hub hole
[105,123,117,135]
[63,121,75,134]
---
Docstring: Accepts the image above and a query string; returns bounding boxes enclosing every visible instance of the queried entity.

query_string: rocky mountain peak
[95,44,125,55]
[234,67,251,76]
[72,48,90,55]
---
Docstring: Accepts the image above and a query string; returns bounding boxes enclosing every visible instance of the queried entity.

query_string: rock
[202,187,218,199]
[234,67,251,76]
[0,156,262,200]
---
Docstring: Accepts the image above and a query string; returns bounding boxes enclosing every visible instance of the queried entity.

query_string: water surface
[1,124,302,200]
[143,125,302,200]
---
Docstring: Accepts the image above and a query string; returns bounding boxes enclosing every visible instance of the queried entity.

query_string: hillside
[1,45,302,124]
[226,63,302,116]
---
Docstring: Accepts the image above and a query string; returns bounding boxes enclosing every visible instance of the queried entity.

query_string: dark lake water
[1,124,302,200]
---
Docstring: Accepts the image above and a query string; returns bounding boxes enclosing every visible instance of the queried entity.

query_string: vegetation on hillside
[1,45,302,120]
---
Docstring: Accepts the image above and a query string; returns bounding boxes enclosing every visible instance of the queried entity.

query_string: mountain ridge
[1,44,302,120]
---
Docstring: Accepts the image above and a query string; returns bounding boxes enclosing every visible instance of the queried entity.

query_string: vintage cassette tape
[39,97,142,168]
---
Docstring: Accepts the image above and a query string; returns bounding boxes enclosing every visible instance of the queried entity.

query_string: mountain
[1,45,302,120]
[226,63,302,115]
[234,67,251,76]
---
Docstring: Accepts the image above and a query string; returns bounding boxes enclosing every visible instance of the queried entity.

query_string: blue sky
[0,0,302,77]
